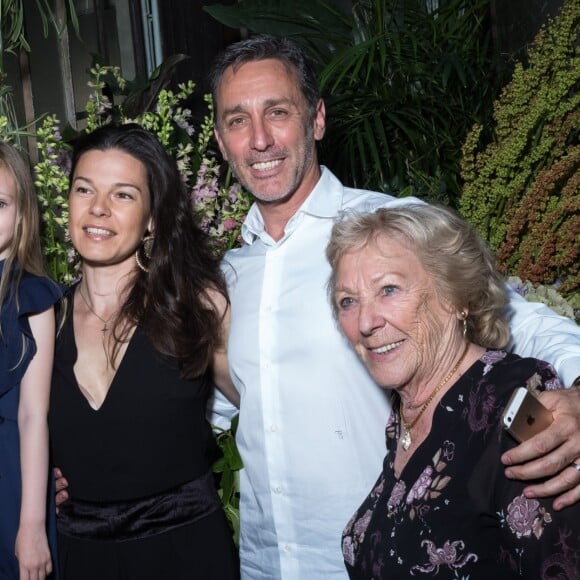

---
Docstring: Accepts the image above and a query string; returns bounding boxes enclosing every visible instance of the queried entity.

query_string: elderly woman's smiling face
[333,234,457,393]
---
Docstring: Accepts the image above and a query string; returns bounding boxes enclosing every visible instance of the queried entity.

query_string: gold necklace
[400,341,470,451]
[78,286,116,337]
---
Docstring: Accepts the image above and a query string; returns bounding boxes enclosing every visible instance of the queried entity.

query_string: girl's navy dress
[0,261,62,579]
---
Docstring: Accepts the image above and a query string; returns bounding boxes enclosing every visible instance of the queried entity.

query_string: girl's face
[0,165,18,261]
[68,149,152,269]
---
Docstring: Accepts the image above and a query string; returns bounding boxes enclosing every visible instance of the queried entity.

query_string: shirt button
[269,424,277,432]
[274,486,283,494]
[284,544,292,552]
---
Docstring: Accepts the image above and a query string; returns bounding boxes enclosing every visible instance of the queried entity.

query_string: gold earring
[135,235,154,273]
[460,311,468,338]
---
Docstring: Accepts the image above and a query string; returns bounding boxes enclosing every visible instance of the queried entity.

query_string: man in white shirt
[208,35,580,580]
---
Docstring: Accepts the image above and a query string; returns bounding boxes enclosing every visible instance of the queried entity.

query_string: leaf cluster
[0,0,79,70]
[0,1,80,141]
[460,0,579,300]
[212,415,243,545]
[34,115,76,284]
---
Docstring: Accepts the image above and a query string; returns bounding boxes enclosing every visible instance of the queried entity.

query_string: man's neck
[258,166,322,242]
[259,204,299,241]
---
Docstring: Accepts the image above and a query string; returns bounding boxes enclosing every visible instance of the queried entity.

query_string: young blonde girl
[0,142,61,579]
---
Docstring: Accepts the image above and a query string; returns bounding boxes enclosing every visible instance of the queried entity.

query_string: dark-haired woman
[49,124,239,579]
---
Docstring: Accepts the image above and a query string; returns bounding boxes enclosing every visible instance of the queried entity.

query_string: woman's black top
[49,294,215,502]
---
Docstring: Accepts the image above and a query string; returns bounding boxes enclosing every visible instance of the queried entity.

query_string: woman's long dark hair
[69,124,228,378]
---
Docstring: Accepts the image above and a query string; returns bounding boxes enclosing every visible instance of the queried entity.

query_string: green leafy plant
[460,0,579,304]
[204,0,496,205]
[212,414,243,545]
[0,0,78,60]
[33,115,75,284]
[0,1,79,138]
[507,277,578,324]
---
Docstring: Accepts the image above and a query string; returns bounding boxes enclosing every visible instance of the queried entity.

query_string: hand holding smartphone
[501,387,554,443]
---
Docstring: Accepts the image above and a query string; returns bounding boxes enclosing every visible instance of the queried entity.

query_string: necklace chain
[400,341,470,451]
[78,286,116,336]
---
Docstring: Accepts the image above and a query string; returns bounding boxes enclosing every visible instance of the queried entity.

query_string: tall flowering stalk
[84,64,126,132]
[34,115,76,284]
[460,0,579,312]
[192,95,251,251]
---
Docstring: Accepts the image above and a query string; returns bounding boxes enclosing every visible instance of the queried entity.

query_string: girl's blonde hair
[0,142,45,312]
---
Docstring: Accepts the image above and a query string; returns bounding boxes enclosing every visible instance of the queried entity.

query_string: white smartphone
[501,387,553,443]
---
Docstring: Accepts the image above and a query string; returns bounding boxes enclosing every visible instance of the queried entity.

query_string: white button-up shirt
[213,167,580,580]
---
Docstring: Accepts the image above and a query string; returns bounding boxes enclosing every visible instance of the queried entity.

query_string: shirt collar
[241,166,343,245]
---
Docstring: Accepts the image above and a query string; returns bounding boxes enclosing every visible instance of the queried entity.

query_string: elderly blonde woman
[326,204,579,579]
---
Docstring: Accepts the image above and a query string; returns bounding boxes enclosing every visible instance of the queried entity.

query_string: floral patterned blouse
[342,351,579,579]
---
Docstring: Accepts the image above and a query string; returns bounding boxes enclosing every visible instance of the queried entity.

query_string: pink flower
[387,480,405,508]
[481,350,507,375]
[506,494,541,538]
[406,466,433,504]
[370,479,384,499]
[353,509,373,537]
[342,536,355,565]
[223,218,238,232]
[441,440,455,461]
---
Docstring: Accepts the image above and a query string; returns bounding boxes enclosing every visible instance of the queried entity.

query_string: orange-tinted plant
[460,0,579,305]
